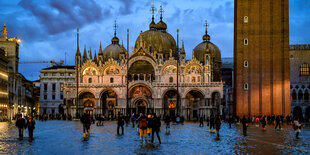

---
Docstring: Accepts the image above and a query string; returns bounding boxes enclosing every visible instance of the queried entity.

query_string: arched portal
[128,60,155,81]
[292,90,297,100]
[100,90,117,119]
[129,84,152,115]
[135,99,148,114]
[305,107,310,123]
[293,106,303,121]
[185,90,204,120]
[163,89,178,117]
[78,92,95,116]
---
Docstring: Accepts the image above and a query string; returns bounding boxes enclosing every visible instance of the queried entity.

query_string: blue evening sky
[0,0,309,81]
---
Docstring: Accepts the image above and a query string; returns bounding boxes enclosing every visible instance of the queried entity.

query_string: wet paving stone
[0,121,309,154]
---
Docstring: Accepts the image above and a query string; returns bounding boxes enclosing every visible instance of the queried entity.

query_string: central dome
[134,30,177,59]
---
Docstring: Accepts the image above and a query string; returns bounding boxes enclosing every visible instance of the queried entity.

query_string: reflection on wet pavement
[0,121,309,154]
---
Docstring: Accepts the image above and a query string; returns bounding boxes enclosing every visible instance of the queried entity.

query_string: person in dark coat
[152,113,161,144]
[131,113,135,128]
[275,115,281,130]
[241,116,248,136]
[199,116,204,127]
[81,113,91,137]
[26,115,36,140]
[209,116,215,132]
[261,116,267,131]
[215,115,221,138]
[228,117,232,128]
[117,113,125,135]
[15,114,26,140]
[164,115,171,134]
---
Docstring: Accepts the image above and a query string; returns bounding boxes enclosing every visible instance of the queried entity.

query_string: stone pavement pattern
[0,121,309,154]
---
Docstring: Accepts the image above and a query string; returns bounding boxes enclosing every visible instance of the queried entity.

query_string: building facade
[39,66,75,115]
[290,44,310,122]
[234,0,290,116]
[0,23,35,119]
[63,6,224,120]
[0,48,8,120]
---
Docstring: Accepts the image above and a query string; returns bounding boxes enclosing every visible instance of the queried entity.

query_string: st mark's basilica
[63,6,223,120]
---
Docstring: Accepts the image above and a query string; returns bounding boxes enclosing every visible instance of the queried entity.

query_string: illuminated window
[244,83,248,90]
[300,64,309,76]
[169,77,173,83]
[244,60,248,67]
[244,16,248,23]
[244,38,248,45]
[88,78,92,83]
[110,77,114,83]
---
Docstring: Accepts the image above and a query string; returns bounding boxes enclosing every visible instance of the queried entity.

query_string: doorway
[135,99,147,114]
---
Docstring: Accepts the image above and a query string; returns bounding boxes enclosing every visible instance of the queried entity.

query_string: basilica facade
[63,7,223,120]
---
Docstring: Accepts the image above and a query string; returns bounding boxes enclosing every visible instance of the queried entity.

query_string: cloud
[118,0,135,15]
[18,0,108,35]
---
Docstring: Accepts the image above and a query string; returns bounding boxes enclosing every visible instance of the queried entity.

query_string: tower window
[88,78,92,83]
[244,38,248,45]
[300,64,309,76]
[244,60,248,67]
[244,83,248,90]
[110,77,114,83]
[169,77,173,83]
[244,16,248,23]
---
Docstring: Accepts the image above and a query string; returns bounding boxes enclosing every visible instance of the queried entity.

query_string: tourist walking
[261,116,266,131]
[199,116,204,127]
[117,113,125,135]
[152,113,161,144]
[26,115,36,140]
[275,115,281,130]
[138,113,148,143]
[293,117,302,139]
[147,114,153,142]
[215,115,221,138]
[15,114,26,140]
[131,113,135,128]
[81,113,91,138]
[241,116,248,136]
[164,115,171,134]
[209,116,215,132]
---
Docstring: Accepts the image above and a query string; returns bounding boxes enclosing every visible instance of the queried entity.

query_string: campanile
[234,0,290,116]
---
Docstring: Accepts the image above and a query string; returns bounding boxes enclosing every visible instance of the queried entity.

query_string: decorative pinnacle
[113,20,118,37]
[150,3,156,21]
[159,5,164,20]
[204,20,209,34]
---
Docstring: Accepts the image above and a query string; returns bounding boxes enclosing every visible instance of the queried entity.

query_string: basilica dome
[134,30,177,59]
[103,36,125,61]
[193,33,221,64]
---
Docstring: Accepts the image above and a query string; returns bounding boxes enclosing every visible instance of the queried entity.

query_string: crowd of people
[12,112,305,142]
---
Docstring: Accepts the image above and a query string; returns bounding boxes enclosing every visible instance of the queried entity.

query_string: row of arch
[291,89,310,101]
[293,106,310,122]
[74,84,221,118]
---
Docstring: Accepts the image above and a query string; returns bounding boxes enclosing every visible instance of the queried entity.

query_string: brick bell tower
[234,0,290,116]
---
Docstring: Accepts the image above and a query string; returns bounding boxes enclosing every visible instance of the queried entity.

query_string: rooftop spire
[159,5,164,21]
[204,20,209,35]
[111,20,119,44]
[1,22,8,38]
[203,20,211,42]
[99,42,103,54]
[113,20,118,37]
[149,3,157,30]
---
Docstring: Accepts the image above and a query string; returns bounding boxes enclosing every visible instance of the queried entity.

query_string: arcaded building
[289,44,310,121]
[63,6,223,120]
[234,0,290,116]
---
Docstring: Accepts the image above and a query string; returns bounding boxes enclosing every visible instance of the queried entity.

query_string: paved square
[0,121,309,154]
